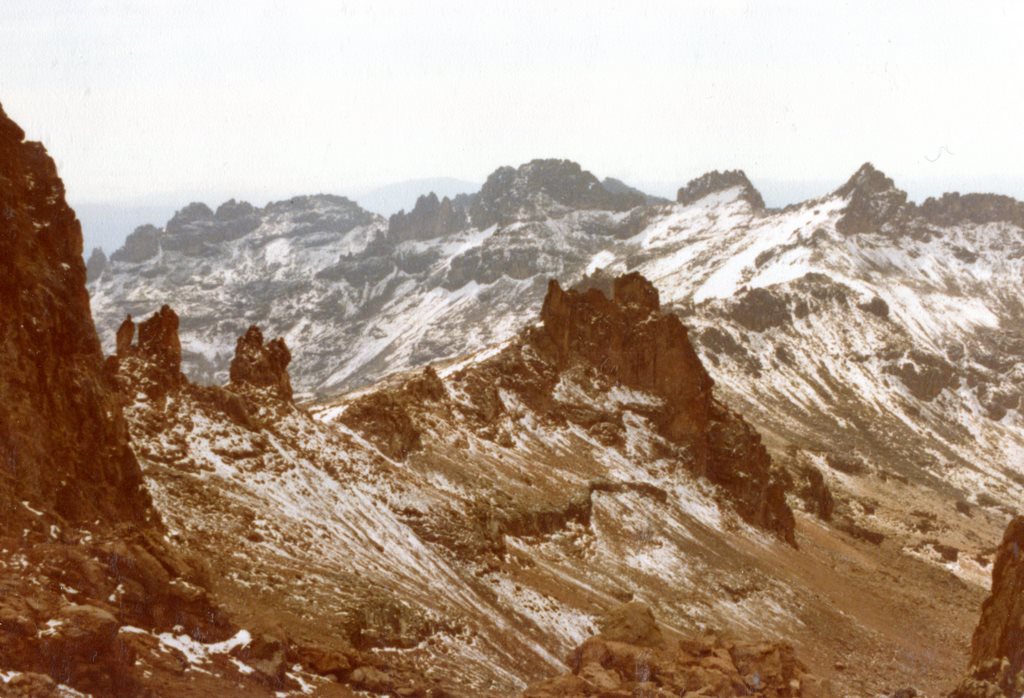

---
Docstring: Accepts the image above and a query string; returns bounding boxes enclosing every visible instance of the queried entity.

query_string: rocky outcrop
[229,326,294,401]
[915,192,1024,229]
[950,517,1024,696]
[110,223,160,263]
[85,246,107,281]
[677,169,766,210]
[112,305,183,396]
[523,602,831,697]
[469,159,646,228]
[536,273,795,542]
[539,273,713,443]
[388,192,469,242]
[835,163,908,234]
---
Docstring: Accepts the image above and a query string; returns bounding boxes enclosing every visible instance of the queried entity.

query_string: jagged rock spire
[834,162,908,234]
[537,272,795,543]
[229,325,294,401]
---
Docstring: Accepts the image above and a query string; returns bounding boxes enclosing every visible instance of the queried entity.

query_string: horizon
[5,1,1024,252]
[74,162,1024,256]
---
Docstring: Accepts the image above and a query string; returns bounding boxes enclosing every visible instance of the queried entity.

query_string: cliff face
[0,103,150,531]
[0,103,315,697]
[970,517,1024,672]
[540,273,713,443]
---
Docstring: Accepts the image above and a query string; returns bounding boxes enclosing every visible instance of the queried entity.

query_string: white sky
[2,1,1023,210]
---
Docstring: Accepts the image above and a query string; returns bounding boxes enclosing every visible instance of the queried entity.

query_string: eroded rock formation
[536,273,795,542]
[230,325,294,401]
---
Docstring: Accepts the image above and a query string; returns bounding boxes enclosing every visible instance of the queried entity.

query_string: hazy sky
[3,1,1023,219]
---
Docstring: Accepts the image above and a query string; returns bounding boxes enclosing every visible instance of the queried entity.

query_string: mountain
[9,94,1024,695]
[86,156,1024,692]
[89,160,1024,528]
[88,159,655,397]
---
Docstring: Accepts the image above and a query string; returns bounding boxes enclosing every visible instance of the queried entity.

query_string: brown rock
[116,314,135,357]
[229,325,293,401]
[0,100,150,530]
[969,516,1024,676]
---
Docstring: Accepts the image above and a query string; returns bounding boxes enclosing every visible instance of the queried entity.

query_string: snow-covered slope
[114,284,988,696]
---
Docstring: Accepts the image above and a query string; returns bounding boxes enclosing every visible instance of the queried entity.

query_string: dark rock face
[85,246,107,281]
[859,295,890,318]
[0,102,267,696]
[388,192,469,242]
[676,169,766,210]
[523,603,830,697]
[729,287,791,332]
[469,159,646,228]
[0,102,150,529]
[229,325,293,401]
[835,163,908,234]
[798,464,835,521]
[537,273,795,543]
[916,192,1024,228]
[887,350,957,402]
[110,223,160,263]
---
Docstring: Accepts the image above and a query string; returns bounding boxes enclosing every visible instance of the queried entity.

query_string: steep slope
[0,103,317,696]
[114,274,985,696]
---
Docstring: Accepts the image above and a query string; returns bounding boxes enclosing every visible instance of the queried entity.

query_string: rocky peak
[113,305,183,394]
[137,305,183,375]
[109,223,161,264]
[470,159,646,228]
[85,246,107,281]
[834,162,908,234]
[165,201,215,235]
[537,273,795,542]
[612,271,661,314]
[214,198,256,220]
[539,274,713,443]
[676,169,766,210]
[388,191,469,242]
[229,325,293,401]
